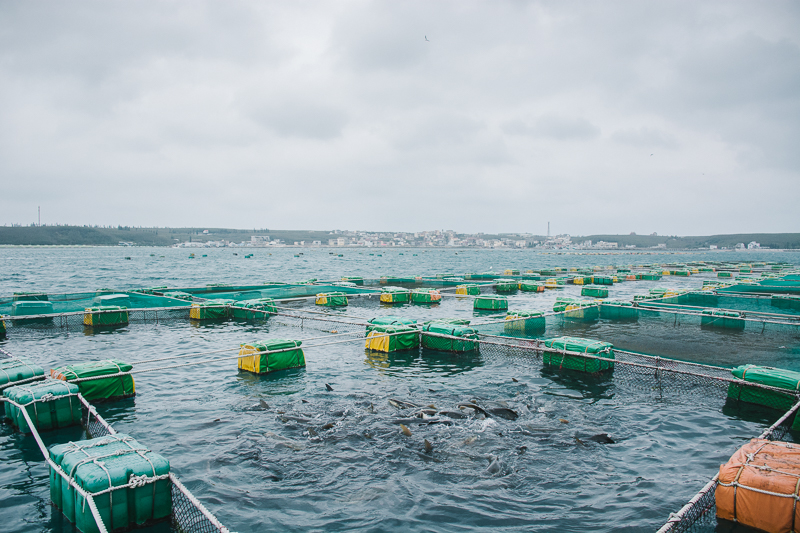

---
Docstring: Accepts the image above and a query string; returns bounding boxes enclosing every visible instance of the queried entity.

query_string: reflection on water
[364,348,483,376]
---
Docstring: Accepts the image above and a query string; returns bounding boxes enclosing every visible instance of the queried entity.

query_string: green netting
[542,336,615,373]
[700,309,745,330]
[4,380,80,433]
[424,318,471,326]
[640,273,662,281]
[0,358,45,388]
[52,359,134,402]
[411,289,441,304]
[341,277,364,285]
[0,318,5,337]
[13,292,48,302]
[238,339,305,374]
[494,279,518,292]
[380,286,411,304]
[773,295,800,311]
[316,292,349,307]
[581,285,608,298]
[474,296,508,310]
[592,276,613,285]
[519,281,544,292]
[366,316,418,334]
[11,301,54,316]
[91,294,130,307]
[132,286,168,295]
[380,277,419,284]
[83,306,129,327]
[189,299,233,320]
[162,291,193,301]
[599,301,639,320]
[1,291,192,317]
[230,298,277,319]
[504,310,545,334]
[49,434,171,533]
[464,272,499,280]
[365,324,420,352]
[421,322,479,352]
[718,272,733,278]
[456,284,481,296]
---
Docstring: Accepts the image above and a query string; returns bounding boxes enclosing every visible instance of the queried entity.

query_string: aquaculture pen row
[4,293,800,531]
[0,350,230,533]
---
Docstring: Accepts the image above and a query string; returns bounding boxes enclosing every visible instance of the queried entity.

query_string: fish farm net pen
[655,399,800,533]
[0,383,231,533]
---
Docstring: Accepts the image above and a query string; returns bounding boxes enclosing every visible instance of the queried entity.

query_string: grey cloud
[249,101,349,140]
[333,4,431,71]
[0,1,799,234]
[503,116,600,140]
[612,127,679,149]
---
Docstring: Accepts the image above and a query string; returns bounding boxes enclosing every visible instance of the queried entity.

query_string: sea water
[1,247,798,532]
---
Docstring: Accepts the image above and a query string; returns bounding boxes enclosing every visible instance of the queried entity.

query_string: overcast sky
[1,1,798,236]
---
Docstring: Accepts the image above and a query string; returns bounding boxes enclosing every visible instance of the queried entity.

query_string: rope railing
[0,374,228,533]
[655,399,800,533]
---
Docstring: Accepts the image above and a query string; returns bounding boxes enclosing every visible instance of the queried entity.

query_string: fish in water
[438,410,468,419]
[325,383,334,392]
[574,436,586,446]
[321,422,335,430]
[389,399,419,410]
[393,418,429,425]
[463,436,478,445]
[485,407,519,420]
[424,439,433,453]
[259,400,270,409]
[518,446,527,454]
[280,415,311,424]
[307,427,318,437]
[511,378,519,383]
[264,431,305,451]
[485,457,502,475]
[457,403,489,417]
[400,424,412,436]
[559,419,569,424]
[412,408,438,418]
[588,433,615,444]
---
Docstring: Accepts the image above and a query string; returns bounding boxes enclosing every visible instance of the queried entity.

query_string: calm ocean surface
[1,247,799,533]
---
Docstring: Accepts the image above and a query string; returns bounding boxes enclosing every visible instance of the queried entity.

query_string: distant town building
[747,241,761,249]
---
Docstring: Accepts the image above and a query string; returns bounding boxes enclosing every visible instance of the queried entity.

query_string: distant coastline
[1,225,799,250]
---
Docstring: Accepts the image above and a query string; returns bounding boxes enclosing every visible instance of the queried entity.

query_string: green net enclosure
[542,336,615,373]
[474,296,508,311]
[365,324,420,352]
[231,298,277,319]
[238,339,305,374]
[51,360,135,402]
[0,358,45,388]
[4,381,81,433]
[502,310,546,335]
[83,306,129,327]
[727,365,800,414]
[315,292,349,307]
[49,434,171,533]
[421,322,479,352]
